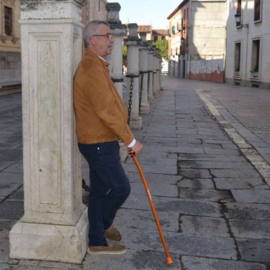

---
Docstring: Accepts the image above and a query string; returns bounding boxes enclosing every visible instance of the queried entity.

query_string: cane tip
[167,257,173,264]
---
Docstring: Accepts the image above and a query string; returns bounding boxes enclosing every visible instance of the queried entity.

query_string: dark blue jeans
[78,141,131,246]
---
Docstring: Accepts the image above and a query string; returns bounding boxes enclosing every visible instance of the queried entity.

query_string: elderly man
[73,20,143,255]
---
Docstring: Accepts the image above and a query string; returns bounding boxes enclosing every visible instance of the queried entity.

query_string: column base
[119,141,128,162]
[153,92,158,98]
[130,116,142,130]
[9,208,89,264]
[140,103,150,114]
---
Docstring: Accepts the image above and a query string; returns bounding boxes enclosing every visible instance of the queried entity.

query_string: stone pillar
[159,55,163,90]
[148,47,155,104]
[106,3,128,161]
[139,45,150,114]
[124,23,142,129]
[152,49,158,98]
[9,0,88,264]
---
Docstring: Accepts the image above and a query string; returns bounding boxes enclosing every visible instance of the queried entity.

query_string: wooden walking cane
[128,150,173,265]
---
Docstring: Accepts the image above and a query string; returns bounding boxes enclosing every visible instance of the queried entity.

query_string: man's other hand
[131,141,143,156]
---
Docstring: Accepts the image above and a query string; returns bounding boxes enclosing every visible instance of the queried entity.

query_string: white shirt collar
[98,55,106,62]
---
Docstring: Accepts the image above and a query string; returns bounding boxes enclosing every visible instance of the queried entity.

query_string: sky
[108,0,181,29]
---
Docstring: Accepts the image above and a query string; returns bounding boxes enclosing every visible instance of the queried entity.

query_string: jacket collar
[85,50,110,69]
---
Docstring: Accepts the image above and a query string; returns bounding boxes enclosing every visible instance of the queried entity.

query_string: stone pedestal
[124,24,142,130]
[106,3,128,161]
[9,0,88,263]
[139,46,150,114]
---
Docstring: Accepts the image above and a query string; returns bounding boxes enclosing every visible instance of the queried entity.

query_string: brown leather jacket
[73,50,134,146]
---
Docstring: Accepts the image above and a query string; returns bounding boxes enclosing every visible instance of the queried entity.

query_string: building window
[236,0,242,27]
[251,39,261,76]
[162,36,165,40]
[235,42,241,72]
[254,0,261,22]
[154,36,158,41]
[5,7,12,36]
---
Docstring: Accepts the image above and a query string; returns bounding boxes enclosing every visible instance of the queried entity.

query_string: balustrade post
[139,33,150,114]
[9,0,88,263]
[124,23,142,129]
[106,3,129,161]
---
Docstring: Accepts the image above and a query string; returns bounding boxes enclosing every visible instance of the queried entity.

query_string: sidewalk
[0,77,270,269]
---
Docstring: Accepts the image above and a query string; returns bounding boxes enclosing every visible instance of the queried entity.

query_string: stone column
[139,44,150,114]
[124,24,142,129]
[148,47,155,104]
[9,0,88,263]
[159,55,163,90]
[152,48,158,98]
[106,3,128,161]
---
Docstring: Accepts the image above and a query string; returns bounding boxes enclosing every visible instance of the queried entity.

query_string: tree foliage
[122,45,127,65]
[152,40,168,61]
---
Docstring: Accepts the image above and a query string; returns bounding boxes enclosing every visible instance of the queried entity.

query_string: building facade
[226,0,270,89]
[0,0,21,94]
[168,0,227,83]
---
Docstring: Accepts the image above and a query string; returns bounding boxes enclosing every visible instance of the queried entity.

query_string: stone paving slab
[236,238,270,263]
[178,169,212,179]
[0,219,16,239]
[126,172,181,185]
[119,228,237,260]
[131,182,178,198]
[0,239,9,263]
[1,161,23,174]
[0,173,23,184]
[0,183,21,198]
[0,200,24,220]
[214,178,269,190]
[230,219,270,239]
[114,209,179,232]
[225,203,270,220]
[180,216,229,237]
[211,169,260,178]
[122,163,177,175]
[177,178,215,189]
[125,156,177,167]
[178,161,253,169]
[231,190,270,204]
[181,256,267,270]
[123,194,222,217]
[178,188,233,202]
[83,250,181,270]
[177,153,246,162]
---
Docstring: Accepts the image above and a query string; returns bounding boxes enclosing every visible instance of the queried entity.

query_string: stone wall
[187,58,224,83]
[0,51,21,86]
[189,1,226,60]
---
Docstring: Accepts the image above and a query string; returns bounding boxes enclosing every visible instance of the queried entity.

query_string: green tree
[122,45,127,65]
[152,40,168,61]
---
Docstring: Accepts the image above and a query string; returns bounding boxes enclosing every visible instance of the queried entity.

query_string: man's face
[94,24,114,58]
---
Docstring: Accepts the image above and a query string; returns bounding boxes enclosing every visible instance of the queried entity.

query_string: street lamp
[234,13,249,28]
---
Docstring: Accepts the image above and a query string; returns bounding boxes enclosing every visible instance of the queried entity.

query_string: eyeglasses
[93,34,114,40]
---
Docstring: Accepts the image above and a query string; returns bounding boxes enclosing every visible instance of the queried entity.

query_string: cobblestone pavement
[0,77,270,269]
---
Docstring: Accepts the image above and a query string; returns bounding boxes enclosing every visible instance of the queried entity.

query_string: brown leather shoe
[104,225,122,243]
[88,241,127,255]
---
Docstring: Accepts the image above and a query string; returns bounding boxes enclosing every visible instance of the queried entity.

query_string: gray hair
[83,20,110,48]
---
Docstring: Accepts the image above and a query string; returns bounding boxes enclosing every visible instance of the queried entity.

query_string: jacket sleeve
[84,68,134,146]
